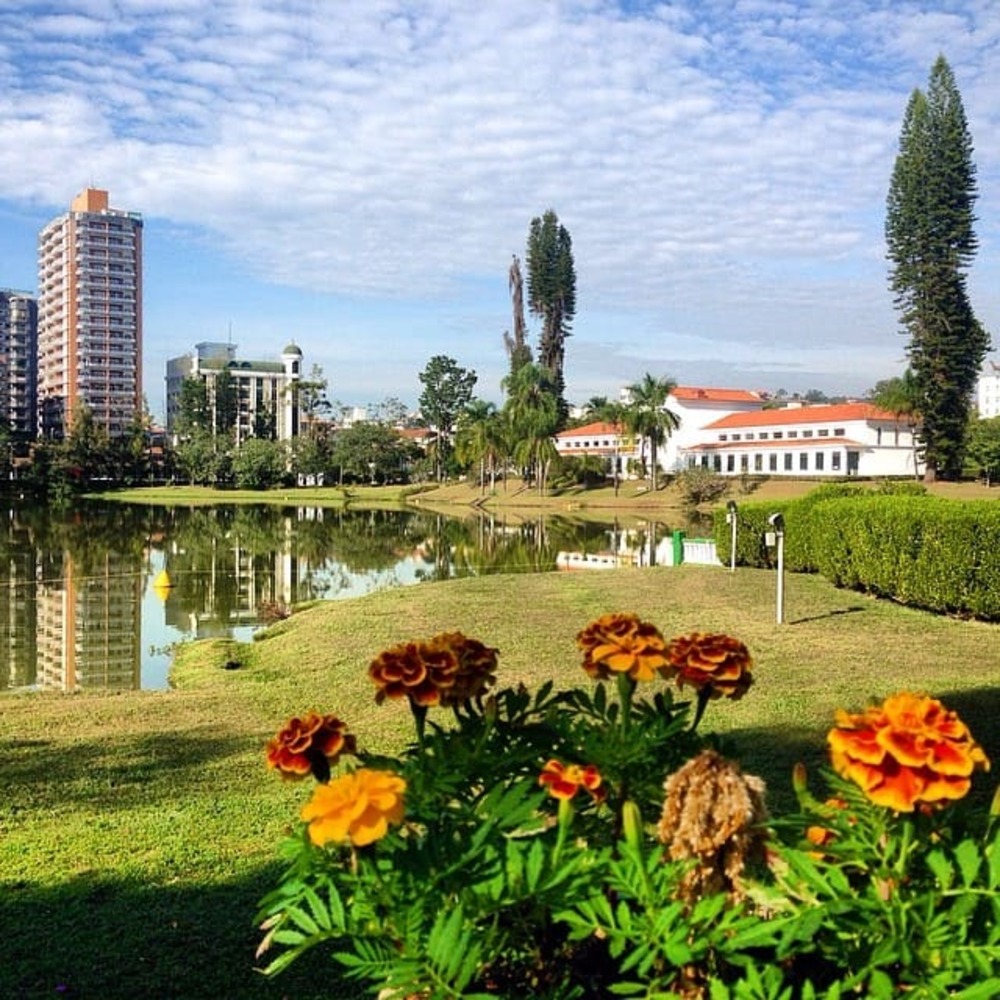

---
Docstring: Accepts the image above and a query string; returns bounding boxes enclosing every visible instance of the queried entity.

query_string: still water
[1,501,697,693]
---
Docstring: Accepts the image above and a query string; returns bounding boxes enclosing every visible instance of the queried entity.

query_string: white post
[727,500,737,573]
[768,512,785,624]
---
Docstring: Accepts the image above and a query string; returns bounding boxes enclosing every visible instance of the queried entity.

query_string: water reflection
[1,502,698,693]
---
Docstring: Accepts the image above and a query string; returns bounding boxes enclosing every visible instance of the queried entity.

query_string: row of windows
[719,427,846,442]
[692,451,849,473]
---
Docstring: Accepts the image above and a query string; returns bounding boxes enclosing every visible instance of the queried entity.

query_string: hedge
[713,486,1000,620]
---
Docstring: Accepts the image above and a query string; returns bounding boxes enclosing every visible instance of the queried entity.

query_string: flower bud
[622,799,643,852]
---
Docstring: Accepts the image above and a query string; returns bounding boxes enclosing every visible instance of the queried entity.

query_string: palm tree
[455,399,504,494]
[502,363,561,496]
[624,373,680,492]
[585,397,629,496]
[870,369,923,479]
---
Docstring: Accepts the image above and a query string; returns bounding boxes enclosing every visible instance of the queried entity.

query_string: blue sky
[2,1,999,422]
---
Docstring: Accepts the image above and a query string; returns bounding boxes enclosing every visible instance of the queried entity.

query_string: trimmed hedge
[714,487,1000,620]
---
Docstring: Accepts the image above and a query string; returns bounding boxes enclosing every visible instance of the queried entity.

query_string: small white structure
[679,402,920,478]
[553,420,641,478]
[660,386,767,472]
[976,361,1000,418]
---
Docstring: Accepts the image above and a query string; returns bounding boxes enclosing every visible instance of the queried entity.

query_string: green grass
[3,565,1000,998]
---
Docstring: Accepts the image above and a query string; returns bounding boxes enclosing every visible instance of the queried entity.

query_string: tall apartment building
[0,288,38,439]
[37,188,143,439]
[165,340,302,443]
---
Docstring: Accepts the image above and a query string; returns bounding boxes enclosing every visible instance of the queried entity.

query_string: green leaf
[955,837,983,887]
[926,848,955,889]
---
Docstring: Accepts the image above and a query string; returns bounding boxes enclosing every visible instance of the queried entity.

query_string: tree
[526,210,576,405]
[296,364,332,437]
[212,368,239,440]
[232,438,286,490]
[502,362,560,495]
[964,416,1000,485]
[175,377,210,438]
[503,255,532,377]
[625,373,680,493]
[418,355,478,481]
[584,396,630,495]
[331,423,418,485]
[455,399,504,494]
[885,55,989,481]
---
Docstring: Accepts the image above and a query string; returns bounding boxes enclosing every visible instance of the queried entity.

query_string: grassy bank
[3,566,1000,999]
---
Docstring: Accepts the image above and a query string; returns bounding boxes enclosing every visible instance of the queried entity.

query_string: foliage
[454,399,505,493]
[625,373,680,493]
[259,619,999,999]
[714,489,1000,620]
[232,437,288,490]
[503,254,532,377]
[885,55,989,481]
[964,416,1000,485]
[502,363,561,495]
[418,355,478,481]
[676,467,729,507]
[526,209,576,400]
[331,422,420,485]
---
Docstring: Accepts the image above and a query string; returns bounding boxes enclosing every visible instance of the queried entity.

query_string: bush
[256,618,1000,999]
[676,467,729,506]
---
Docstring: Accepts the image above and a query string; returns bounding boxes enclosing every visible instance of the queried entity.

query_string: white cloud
[1,0,999,407]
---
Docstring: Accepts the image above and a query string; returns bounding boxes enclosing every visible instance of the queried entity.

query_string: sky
[2,1,999,423]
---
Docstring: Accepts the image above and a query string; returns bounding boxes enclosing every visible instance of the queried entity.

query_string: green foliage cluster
[713,485,1000,619]
[675,467,729,507]
[258,624,1000,999]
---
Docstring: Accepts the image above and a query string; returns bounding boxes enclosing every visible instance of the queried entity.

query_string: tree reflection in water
[1,502,693,692]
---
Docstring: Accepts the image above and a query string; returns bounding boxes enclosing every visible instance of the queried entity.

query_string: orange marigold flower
[301,768,406,847]
[266,712,356,780]
[539,759,605,801]
[369,640,459,707]
[664,632,753,700]
[805,797,851,848]
[828,692,990,813]
[576,612,669,682]
[430,631,499,706]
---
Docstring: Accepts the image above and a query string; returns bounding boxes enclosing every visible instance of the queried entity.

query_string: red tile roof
[704,402,901,429]
[671,386,765,403]
[557,421,622,438]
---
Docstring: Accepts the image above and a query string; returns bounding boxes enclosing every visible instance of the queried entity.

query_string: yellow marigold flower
[539,759,605,801]
[369,640,459,707]
[266,712,356,780]
[301,768,406,847]
[664,632,753,700]
[576,612,669,682]
[828,692,990,813]
[429,631,499,706]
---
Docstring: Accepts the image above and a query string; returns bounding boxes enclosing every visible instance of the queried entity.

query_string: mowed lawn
[3,564,1000,999]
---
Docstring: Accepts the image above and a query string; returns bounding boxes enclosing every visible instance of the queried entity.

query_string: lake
[1,500,704,692]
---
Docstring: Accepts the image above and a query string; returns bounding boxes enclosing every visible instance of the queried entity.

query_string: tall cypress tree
[885,55,989,481]
[526,210,576,402]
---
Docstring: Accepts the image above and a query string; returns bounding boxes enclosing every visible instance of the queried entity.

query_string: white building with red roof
[679,401,920,478]
[556,390,921,480]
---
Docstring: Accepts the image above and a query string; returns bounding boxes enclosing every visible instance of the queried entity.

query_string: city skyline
[2,1,1000,421]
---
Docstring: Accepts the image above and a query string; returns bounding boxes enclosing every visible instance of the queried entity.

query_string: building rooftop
[704,401,901,429]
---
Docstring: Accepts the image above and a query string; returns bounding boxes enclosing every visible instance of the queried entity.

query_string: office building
[165,341,302,443]
[37,188,143,438]
[0,289,38,439]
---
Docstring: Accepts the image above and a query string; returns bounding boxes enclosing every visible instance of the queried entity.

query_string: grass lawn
[3,564,1000,999]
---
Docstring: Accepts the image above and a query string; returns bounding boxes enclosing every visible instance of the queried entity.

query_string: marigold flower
[539,759,605,802]
[805,798,851,848]
[430,631,499,706]
[369,640,459,707]
[266,712,356,780]
[828,691,990,812]
[664,632,753,700]
[301,768,406,847]
[576,612,669,682]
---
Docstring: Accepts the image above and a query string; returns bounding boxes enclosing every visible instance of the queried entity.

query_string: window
[769,453,778,472]
[815,452,824,471]
[746,433,754,441]
[834,427,845,436]
[877,427,882,445]
[832,451,841,471]
[727,454,735,472]
[759,432,768,440]
[719,434,728,441]
[754,453,763,471]
[732,434,741,441]
[713,454,721,472]
[740,455,749,472]
[803,430,814,438]
[787,430,798,439]
[784,453,793,471]
[799,452,808,471]
[773,431,783,439]
[818,429,829,437]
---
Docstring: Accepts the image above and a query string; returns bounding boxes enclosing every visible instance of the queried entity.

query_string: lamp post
[726,500,738,573]
[767,512,785,624]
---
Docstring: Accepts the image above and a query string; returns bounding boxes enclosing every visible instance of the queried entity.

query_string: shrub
[256,619,999,999]
[676,467,729,507]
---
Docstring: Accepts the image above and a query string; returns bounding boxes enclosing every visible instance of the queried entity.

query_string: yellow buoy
[153,569,173,601]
